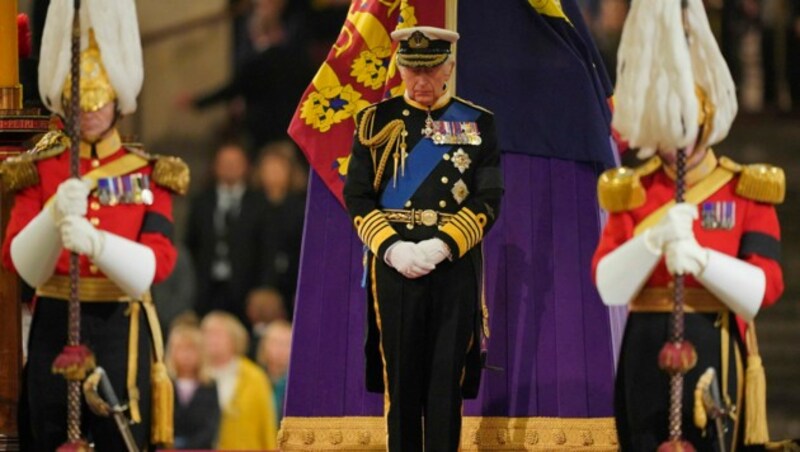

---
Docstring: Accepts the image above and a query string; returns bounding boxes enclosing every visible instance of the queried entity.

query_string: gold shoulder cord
[357,108,407,191]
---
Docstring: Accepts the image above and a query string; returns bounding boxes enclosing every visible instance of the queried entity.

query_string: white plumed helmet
[38,0,143,116]
[612,0,737,159]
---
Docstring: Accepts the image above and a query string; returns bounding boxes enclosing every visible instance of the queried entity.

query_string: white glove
[385,241,435,279]
[93,232,156,298]
[696,249,766,321]
[644,203,698,254]
[53,178,91,222]
[59,215,104,258]
[665,237,709,276]
[596,233,661,306]
[10,206,62,287]
[417,238,451,266]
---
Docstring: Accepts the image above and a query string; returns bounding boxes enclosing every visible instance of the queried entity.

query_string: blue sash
[379,102,481,209]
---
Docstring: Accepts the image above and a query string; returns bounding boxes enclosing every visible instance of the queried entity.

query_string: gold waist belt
[383,208,454,227]
[37,275,129,302]
[631,288,727,313]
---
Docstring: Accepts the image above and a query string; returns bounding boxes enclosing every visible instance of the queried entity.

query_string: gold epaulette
[0,130,69,192]
[597,157,661,213]
[152,155,190,196]
[719,156,785,204]
[454,96,494,115]
[123,143,190,196]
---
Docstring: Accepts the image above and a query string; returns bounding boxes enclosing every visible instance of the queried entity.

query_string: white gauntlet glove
[52,178,91,222]
[696,249,766,321]
[385,241,435,279]
[665,237,709,276]
[644,203,697,254]
[60,215,156,298]
[417,238,451,266]
[60,215,104,258]
[10,206,62,287]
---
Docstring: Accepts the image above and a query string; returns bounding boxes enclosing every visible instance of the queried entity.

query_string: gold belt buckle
[420,209,438,227]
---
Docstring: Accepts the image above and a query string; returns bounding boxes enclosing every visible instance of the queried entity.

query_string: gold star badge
[451,179,469,204]
[451,148,472,174]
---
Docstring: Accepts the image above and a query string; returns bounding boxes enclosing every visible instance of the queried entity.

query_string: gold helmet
[39,0,143,117]
[61,30,116,113]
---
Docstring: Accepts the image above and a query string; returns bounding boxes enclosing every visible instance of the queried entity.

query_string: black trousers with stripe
[24,298,152,451]
[371,255,477,452]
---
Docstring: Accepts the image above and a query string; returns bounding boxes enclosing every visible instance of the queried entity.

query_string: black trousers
[371,255,477,452]
[616,312,743,452]
[24,298,151,451]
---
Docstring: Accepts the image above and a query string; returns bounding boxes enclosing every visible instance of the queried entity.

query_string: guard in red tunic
[592,0,784,450]
[593,149,784,450]
[0,1,188,449]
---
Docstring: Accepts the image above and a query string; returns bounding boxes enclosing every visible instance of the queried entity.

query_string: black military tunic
[344,92,503,451]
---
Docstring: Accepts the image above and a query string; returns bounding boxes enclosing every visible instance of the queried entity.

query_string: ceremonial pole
[657,3,698,451]
[52,1,95,449]
[658,146,697,452]
[67,0,84,442]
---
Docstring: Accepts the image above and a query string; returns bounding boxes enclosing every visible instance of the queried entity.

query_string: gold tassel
[393,150,399,188]
[150,362,174,447]
[127,302,142,424]
[693,370,711,431]
[694,389,708,432]
[744,322,770,445]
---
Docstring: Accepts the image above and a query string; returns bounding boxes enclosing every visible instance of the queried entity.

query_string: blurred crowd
[161,0,350,448]
[580,0,800,113]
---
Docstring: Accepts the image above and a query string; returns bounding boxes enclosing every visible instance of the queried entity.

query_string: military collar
[663,149,718,186]
[403,90,452,112]
[79,129,121,159]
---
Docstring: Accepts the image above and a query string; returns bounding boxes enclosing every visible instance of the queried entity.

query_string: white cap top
[391,26,459,43]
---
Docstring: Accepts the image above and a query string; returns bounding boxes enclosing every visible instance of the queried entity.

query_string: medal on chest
[422,112,482,146]
[96,173,154,206]
[701,201,735,230]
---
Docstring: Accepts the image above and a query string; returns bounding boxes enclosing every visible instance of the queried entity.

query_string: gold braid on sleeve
[357,108,407,192]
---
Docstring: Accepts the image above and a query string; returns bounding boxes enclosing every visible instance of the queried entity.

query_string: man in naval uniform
[592,0,784,449]
[1,1,188,449]
[343,26,503,451]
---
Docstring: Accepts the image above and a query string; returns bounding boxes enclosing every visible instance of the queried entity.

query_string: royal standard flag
[288,0,445,206]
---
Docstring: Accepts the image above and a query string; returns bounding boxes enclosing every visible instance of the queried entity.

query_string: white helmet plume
[612,0,737,158]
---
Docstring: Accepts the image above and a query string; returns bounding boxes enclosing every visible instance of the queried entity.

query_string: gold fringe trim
[150,362,175,447]
[744,322,770,445]
[736,164,785,204]
[279,416,618,450]
[0,157,39,192]
[0,130,69,192]
[153,155,190,196]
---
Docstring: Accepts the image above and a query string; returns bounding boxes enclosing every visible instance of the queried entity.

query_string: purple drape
[285,152,618,418]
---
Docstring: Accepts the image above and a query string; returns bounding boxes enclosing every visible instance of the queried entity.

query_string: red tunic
[592,157,784,332]
[2,133,177,284]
